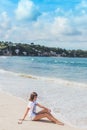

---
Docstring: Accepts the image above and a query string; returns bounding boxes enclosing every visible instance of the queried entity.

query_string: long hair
[29,92,38,101]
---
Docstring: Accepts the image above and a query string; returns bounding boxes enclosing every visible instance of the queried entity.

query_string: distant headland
[0,41,87,57]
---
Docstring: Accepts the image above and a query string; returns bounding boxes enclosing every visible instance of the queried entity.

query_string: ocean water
[0,56,87,83]
[0,56,87,128]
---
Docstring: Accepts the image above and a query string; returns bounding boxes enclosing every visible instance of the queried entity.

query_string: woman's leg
[37,108,50,114]
[33,113,64,125]
[37,109,63,124]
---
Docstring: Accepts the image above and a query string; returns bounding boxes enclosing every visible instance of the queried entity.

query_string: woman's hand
[18,119,24,124]
[47,108,51,113]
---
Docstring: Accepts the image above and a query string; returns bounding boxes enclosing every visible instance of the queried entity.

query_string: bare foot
[56,121,64,125]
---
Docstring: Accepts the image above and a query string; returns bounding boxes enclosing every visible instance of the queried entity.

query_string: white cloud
[0,12,10,29]
[0,11,11,39]
[15,0,41,21]
[76,0,87,9]
[32,13,82,42]
[0,0,87,49]
[51,17,68,35]
[0,12,11,39]
[75,0,87,15]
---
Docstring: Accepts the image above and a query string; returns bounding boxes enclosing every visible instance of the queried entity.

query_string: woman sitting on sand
[18,92,64,125]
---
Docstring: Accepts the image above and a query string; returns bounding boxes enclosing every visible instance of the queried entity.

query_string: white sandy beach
[0,91,84,130]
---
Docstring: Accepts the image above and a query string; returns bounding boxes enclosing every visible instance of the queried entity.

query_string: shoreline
[0,68,87,88]
[0,91,84,130]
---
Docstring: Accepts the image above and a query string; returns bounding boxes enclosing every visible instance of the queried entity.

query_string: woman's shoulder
[28,101,33,103]
[28,101,33,106]
[28,100,38,105]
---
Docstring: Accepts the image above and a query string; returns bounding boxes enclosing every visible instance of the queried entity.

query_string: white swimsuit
[27,101,37,120]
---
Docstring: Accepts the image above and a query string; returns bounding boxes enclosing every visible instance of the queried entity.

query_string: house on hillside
[0,47,12,56]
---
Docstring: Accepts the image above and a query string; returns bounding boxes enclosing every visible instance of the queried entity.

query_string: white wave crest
[0,69,86,88]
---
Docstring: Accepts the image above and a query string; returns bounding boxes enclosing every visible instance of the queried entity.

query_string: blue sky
[0,0,87,50]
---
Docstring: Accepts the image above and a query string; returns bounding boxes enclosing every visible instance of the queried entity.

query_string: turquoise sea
[0,56,87,84]
[0,56,87,128]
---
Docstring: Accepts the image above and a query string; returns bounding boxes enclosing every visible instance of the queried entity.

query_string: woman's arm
[37,103,51,112]
[18,107,29,124]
